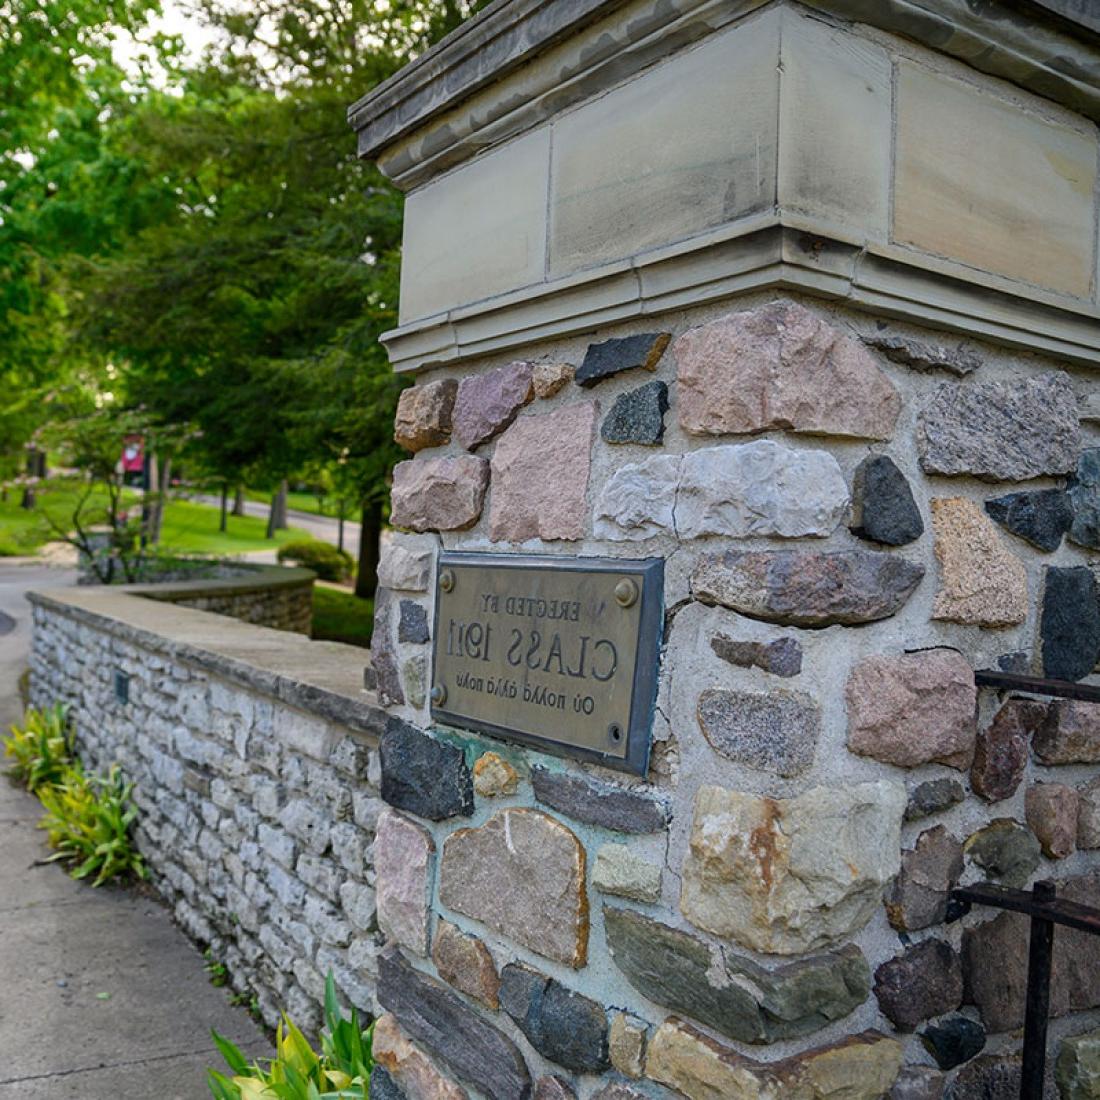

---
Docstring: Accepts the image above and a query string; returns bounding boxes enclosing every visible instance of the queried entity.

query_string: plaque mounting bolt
[614,579,638,608]
[439,569,455,593]
[430,683,447,706]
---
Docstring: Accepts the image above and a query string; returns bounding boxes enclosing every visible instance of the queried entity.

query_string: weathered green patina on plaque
[430,553,663,774]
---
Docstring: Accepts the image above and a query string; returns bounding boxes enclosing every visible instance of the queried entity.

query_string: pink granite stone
[390,455,489,532]
[1033,700,1100,764]
[375,808,435,955]
[847,650,977,769]
[489,402,597,542]
[1025,783,1078,859]
[971,700,1045,803]
[453,361,535,450]
[676,300,900,440]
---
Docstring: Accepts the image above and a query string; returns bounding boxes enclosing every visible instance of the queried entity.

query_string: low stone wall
[128,564,315,634]
[27,587,385,1035]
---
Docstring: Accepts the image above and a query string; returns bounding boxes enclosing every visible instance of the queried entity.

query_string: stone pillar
[350,3,1100,1096]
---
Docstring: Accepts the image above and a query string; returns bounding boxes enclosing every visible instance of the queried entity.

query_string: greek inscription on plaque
[430,553,663,774]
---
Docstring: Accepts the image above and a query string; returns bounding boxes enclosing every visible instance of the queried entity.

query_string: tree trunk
[232,484,246,516]
[355,499,382,600]
[151,456,171,544]
[219,482,229,532]
[19,487,34,510]
[265,481,288,539]
[337,507,345,553]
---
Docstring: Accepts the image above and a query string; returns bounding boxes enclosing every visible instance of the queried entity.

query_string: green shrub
[3,704,72,792]
[277,539,353,583]
[209,974,373,1099]
[37,763,146,886]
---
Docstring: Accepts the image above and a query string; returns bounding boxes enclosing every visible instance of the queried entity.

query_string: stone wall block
[592,844,662,903]
[1078,777,1100,850]
[971,700,1043,802]
[394,378,459,453]
[530,767,668,834]
[1041,566,1100,681]
[906,778,966,822]
[609,1013,647,1079]
[850,455,924,546]
[576,333,669,387]
[710,634,802,678]
[696,687,819,778]
[1056,1027,1100,1100]
[377,537,435,593]
[453,362,535,451]
[601,380,669,445]
[847,650,977,770]
[693,547,924,627]
[865,333,980,376]
[917,373,1080,480]
[680,781,905,955]
[873,939,963,1030]
[471,752,519,798]
[885,825,964,932]
[531,362,573,399]
[1069,448,1100,549]
[489,402,596,542]
[375,809,434,956]
[592,453,679,541]
[604,906,870,1045]
[675,301,900,440]
[964,819,1041,889]
[379,719,474,822]
[1034,700,1100,764]
[1024,783,1078,859]
[499,963,610,1073]
[431,920,500,1009]
[984,489,1073,552]
[931,498,1028,627]
[439,808,588,968]
[391,456,489,533]
[378,949,530,1100]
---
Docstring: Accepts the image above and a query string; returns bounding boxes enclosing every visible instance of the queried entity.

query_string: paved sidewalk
[0,564,267,1099]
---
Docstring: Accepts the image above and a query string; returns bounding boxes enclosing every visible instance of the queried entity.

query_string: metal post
[1020,880,1056,1100]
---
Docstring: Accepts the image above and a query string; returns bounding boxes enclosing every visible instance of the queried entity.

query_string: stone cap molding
[126,562,316,603]
[349,0,1100,180]
[28,585,386,739]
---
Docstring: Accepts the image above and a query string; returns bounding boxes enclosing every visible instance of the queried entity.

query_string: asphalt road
[0,563,267,1098]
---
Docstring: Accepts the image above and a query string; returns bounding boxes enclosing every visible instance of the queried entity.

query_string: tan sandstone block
[680,781,905,955]
[394,378,458,452]
[894,61,1097,299]
[472,752,519,798]
[431,920,500,1009]
[931,497,1028,627]
[646,1019,783,1100]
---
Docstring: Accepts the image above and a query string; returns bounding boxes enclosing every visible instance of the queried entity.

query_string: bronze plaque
[430,553,663,775]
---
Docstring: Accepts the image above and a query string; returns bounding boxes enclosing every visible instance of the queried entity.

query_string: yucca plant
[208,975,374,1099]
[37,763,146,886]
[3,704,72,792]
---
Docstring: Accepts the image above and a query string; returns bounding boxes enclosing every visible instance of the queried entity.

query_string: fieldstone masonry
[345,0,1100,1092]
[23,2,1100,1099]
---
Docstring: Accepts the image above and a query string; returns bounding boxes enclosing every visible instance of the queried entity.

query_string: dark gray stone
[397,600,430,644]
[575,333,670,387]
[1069,447,1100,549]
[1041,566,1100,681]
[0,610,14,636]
[946,1055,1024,1100]
[890,1066,945,1100]
[603,906,870,1045]
[964,819,1041,889]
[530,767,668,834]
[885,826,964,932]
[851,455,924,546]
[369,1067,407,1100]
[905,778,966,822]
[917,373,1079,481]
[873,939,963,1031]
[691,547,925,628]
[372,589,405,707]
[921,1017,986,1071]
[378,949,530,1100]
[590,1086,647,1100]
[600,380,669,445]
[499,964,609,1074]
[380,719,473,821]
[696,687,819,778]
[710,634,802,678]
[866,333,981,376]
[984,489,1073,552]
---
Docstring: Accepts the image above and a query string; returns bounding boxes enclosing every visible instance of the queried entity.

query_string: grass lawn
[246,487,352,520]
[311,585,373,648]
[0,481,311,558]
